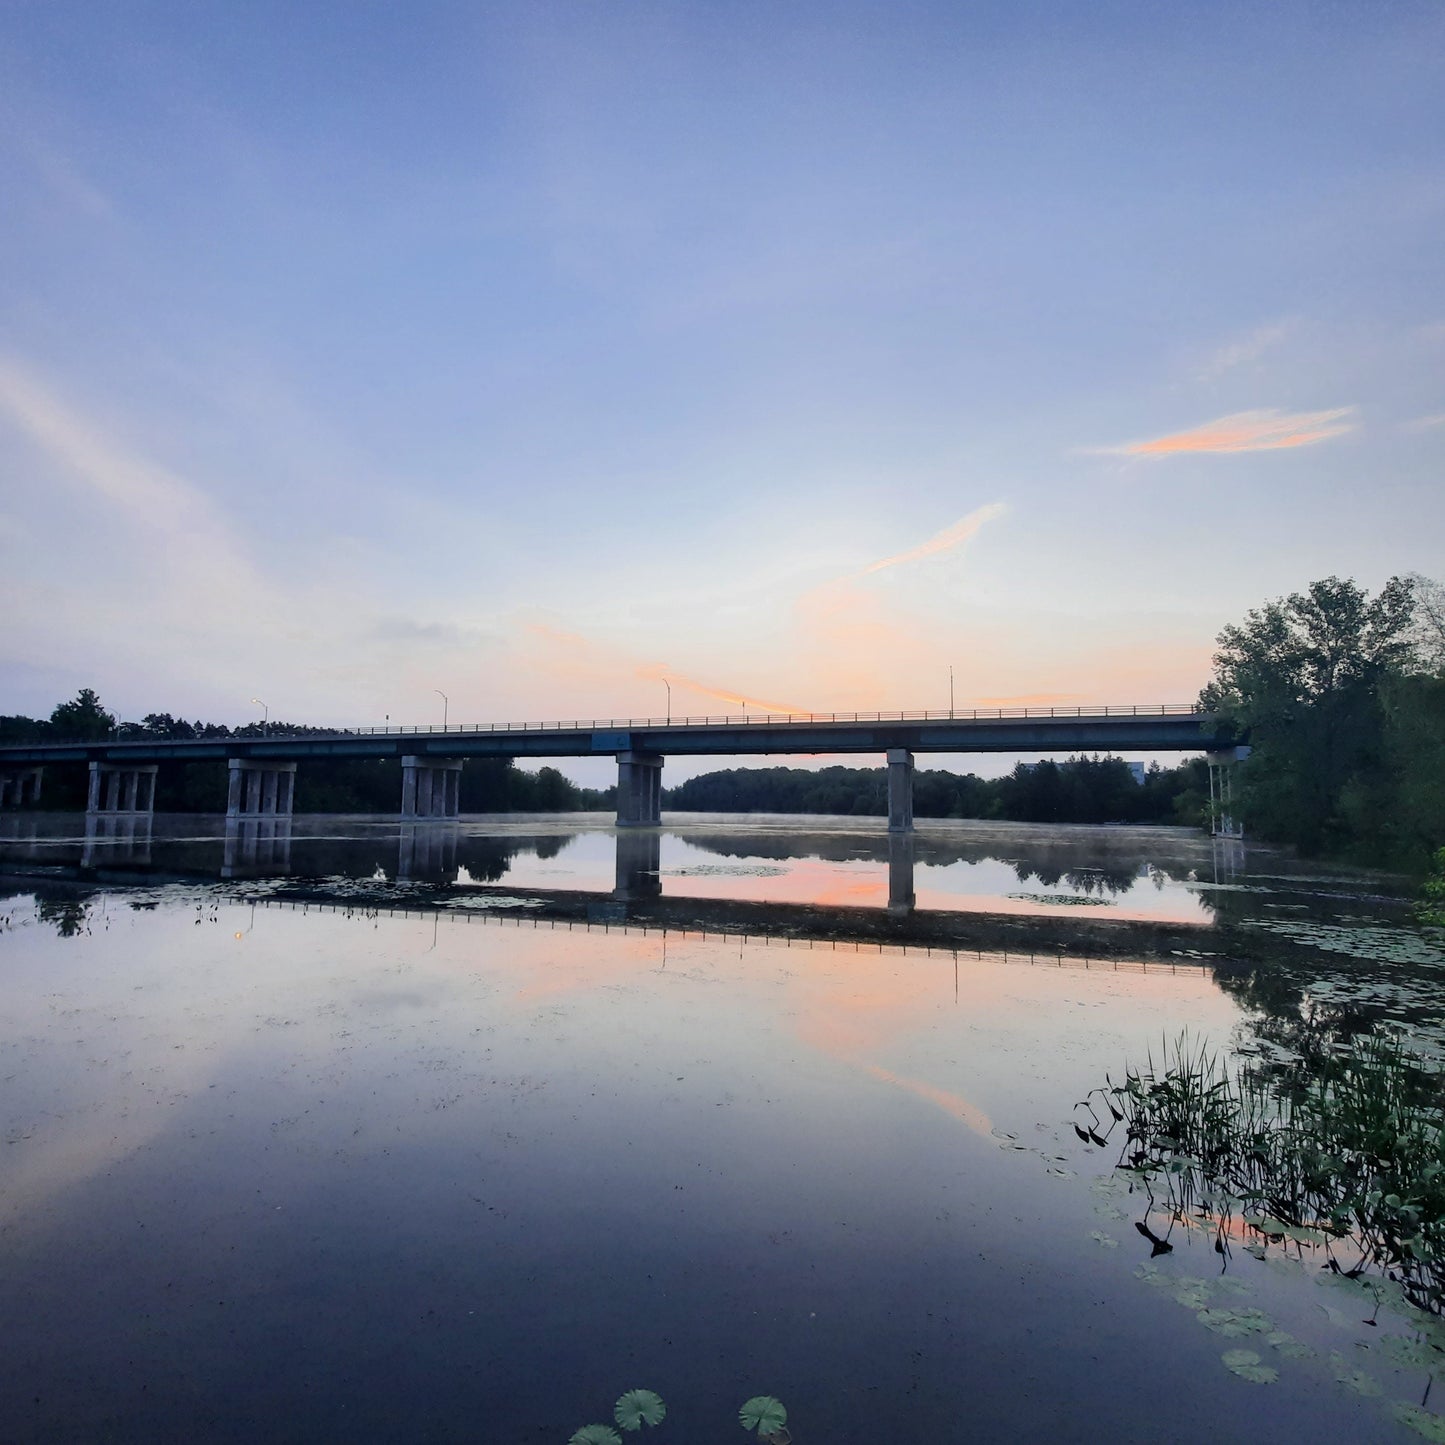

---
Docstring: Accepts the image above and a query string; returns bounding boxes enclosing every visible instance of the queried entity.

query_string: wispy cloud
[1404,413,1445,433]
[1198,321,1292,381]
[638,663,807,715]
[1095,407,1356,457]
[854,502,1008,579]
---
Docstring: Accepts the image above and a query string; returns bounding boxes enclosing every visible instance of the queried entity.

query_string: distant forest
[3,690,1204,824]
[666,756,1206,825]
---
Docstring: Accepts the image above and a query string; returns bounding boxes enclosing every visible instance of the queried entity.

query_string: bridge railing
[348,702,1205,737]
[15,703,1208,752]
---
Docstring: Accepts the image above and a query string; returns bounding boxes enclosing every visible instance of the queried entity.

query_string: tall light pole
[250,697,269,737]
[949,665,954,719]
[434,689,449,731]
[663,678,671,723]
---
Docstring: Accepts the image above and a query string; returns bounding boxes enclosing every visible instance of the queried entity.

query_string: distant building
[1127,761,1147,786]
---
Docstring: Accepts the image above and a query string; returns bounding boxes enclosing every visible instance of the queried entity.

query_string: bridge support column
[87,762,157,815]
[1206,746,1250,839]
[0,766,43,808]
[226,759,297,819]
[616,751,663,827]
[401,757,463,820]
[887,748,914,833]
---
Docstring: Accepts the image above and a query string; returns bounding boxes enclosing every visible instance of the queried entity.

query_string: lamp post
[434,689,449,731]
[949,665,954,719]
[663,678,671,723]
[250,697,269,738]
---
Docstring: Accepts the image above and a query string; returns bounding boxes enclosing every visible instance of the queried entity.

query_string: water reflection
[222,817,292,879]
[0,811,1414,943]
[82,812,155,869]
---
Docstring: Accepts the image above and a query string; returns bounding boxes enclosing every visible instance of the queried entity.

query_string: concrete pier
[616,751,663,827]
[87,761,158,815]
[226,759,297,819]
[401,757,463,820]
[1206,745,1250,838]
[0,766,43,809]
[887,748,914,833]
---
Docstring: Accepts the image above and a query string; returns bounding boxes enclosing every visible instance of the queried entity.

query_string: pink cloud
[1099,407,1356,457]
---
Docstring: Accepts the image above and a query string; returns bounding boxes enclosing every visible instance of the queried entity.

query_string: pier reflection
[222,817,292,879]
[83,812,154,869]
[614,829,661,901]
[398,823,460,884]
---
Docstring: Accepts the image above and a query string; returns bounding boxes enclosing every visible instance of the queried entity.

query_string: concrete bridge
[0,703,1238,832]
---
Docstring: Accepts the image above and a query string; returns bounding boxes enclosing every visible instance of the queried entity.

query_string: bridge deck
[0,704,1227,766]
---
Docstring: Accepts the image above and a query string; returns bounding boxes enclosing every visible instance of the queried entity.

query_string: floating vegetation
[1006,892,1113,907]
[613,1389,667,1431]
[739,1396,789,1437]
[1080,1030,1445,1316]
[571,1392,790,1443]
[662,863,788,878]
[569,1427,623,1445]
[1221,1347,1278,1383]
[1238,918,1445,969]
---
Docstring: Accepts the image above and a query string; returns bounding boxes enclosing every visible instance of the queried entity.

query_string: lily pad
[1088,1230,1119,1248]
[1197,1307,1273,1338]
[1265,1330,1313,1360]
[1392,1403,1445,1441]
[1328,1352,1382,1396]
[1222,1348,1278,1383]
[570,1428,623,1445]
[740,1396,788,1435]
[614,1390,667,1431]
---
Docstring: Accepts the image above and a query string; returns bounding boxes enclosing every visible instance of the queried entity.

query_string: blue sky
[1,2,1441,780]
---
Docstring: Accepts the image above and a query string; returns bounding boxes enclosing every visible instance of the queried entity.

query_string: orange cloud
[856,502,1007,578]
[638,664,808,715]
[973,692,1084,706]
[1100,407,1356,457]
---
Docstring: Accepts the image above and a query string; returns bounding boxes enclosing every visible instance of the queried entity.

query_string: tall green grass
[1088,1029,1445,1313]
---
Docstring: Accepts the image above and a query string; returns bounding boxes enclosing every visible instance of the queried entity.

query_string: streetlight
[250,697,269,737]
[663,678,671,723]
[434,689,449,730]
[949,665,955,719]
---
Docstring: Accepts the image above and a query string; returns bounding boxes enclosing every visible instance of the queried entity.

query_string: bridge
[0,702,1239,832]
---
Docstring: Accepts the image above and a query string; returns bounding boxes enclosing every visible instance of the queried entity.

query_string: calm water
[1,814,1441,1442]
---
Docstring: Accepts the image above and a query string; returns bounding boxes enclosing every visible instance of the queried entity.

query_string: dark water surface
[2,815,1441,1442]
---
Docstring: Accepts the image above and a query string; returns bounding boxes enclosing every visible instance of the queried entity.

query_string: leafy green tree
[1201,576,1416,854]
[49,688,115,741]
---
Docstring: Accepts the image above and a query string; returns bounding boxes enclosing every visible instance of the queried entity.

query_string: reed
[1086,1029,1445,1313]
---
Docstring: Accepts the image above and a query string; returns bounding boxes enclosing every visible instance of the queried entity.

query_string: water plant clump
[1081,1029,1445,1315]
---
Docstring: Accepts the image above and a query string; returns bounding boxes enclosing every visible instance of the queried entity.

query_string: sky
[1,2,1442,783]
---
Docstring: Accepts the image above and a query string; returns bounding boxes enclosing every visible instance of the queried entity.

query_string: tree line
[666,754,1208,825]
[1202,572,1444,867]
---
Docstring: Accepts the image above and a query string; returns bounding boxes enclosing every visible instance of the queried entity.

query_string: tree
[1405,573,1445,675]
[49,688,115,741]
[1201,576,1418,855]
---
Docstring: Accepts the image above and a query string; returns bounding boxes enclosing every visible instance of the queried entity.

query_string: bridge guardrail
[347,703,1205,736]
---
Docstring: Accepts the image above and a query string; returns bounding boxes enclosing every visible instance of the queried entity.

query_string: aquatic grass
[1082,1029,1445,1315]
